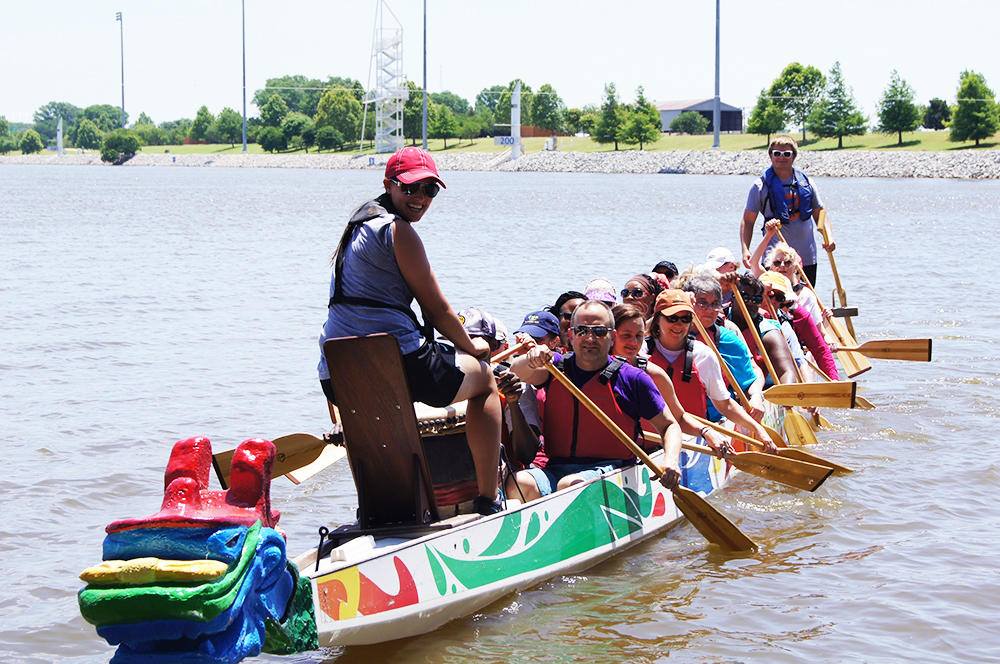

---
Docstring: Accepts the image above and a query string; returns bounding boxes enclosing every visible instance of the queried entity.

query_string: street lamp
[116,12,125,128]
[242,0,247,153]
[712,0,720,149]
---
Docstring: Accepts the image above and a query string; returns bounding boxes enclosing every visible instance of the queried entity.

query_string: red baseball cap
[385,147,446,188]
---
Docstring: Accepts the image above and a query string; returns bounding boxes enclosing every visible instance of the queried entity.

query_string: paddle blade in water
[784,409,819,446]
[729,451,834,492]
[672,486,757,553]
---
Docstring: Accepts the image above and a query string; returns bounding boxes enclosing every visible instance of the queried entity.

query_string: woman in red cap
[318,147,503,515]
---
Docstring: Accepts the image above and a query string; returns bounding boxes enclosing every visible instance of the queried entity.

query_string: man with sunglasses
[508,300,683,502]
[647,291,773,449]
[318,146,504,516]
[740,135,833,287]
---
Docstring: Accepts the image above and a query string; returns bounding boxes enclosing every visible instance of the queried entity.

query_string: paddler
[317,147,503,516]
[508,300,684,502]
[740,135,834,286]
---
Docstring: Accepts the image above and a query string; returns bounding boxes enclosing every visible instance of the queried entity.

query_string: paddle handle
[543,363,662,477]
[491,340,531,364]
[689,414,765,452]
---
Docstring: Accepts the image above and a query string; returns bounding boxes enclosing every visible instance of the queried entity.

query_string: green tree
[76,118,103,149]
[876,71,921,146]
[430,91,470,115]
[768,62,826,142]
[315,125,344,152]
[133,124,169,146]
[135,112,155,126]
[190,106,215,141]
[33,101,81,141]
[620,86,661,149]
[403,81,424,145]
[563,108,583,135]
[593,83,625,149]
[950,70,999,147]
[531,83,564,135]
[475,85,505,116]
[281,112,313,145]
[252,75,361,118]
[216,107,243,146]
[923,98,951,130]
[496,79,533,127]
[314,89,362,143]
[78,104,127,133]
[670,110,709,134]
[257,125,287,153]
[429,104,459,149]
[0,135,16,154]
[100,129,140,163]
[19,129,44,154]
[807,62,867,149]
[746,88,786,144]
[0,116,8,136]
[260,94,291,128]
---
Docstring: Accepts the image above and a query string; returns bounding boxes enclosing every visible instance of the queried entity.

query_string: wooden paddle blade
[285,443,348,485]
[763,424,788,449]
[777,447,854,474]
[854,395,877,410]
[211,433,331,490]
[729,451,833,492]
[764,381,856,409]
[672,486,757,553]
[784,409,820,446]
[851,339,932,362]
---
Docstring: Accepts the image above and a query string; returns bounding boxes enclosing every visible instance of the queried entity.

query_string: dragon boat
[78,334,788,663]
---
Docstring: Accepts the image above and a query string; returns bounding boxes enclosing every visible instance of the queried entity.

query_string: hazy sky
[2,1,996,126]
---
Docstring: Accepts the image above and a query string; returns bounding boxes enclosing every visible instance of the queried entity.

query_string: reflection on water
[2,164,999,664]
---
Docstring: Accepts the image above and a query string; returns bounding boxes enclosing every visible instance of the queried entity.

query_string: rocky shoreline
[3,148,999,179]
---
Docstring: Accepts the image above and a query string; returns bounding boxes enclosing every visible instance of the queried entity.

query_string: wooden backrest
[323,334,439,527]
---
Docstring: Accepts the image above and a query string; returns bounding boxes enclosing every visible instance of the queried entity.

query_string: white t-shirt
[653,338,730,403]
[795,287,823,327]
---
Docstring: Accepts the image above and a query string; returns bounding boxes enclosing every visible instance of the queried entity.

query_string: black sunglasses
[558,312,573,321]
[621,288,646,299]
[769,292,786,303]
[663,314,693,324]
[573,325,612,338]
[391,178,440,199]
[739,292,764,305]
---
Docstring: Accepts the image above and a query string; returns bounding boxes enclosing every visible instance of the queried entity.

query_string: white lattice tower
[373,26,405,154]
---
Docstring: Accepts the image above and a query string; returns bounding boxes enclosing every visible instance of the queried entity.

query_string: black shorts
[320,339,465,409]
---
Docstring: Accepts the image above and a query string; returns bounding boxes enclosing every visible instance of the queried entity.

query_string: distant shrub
[669,111,709,134]
[19,129,45,154]
[101,129,141,164]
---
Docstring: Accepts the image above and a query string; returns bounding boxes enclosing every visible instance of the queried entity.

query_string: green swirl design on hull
[432,470,656,590]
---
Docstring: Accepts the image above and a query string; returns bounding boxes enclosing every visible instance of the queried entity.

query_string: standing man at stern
[508,300,683,503]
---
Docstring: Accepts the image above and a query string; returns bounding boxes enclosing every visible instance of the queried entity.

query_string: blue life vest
[762,166,813,224]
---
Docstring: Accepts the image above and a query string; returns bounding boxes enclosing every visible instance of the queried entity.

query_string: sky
[2,1,998,127]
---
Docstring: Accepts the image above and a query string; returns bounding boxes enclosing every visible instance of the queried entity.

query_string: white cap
[705,247,737,270]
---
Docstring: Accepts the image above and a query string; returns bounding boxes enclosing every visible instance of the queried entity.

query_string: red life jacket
[542,356,636,462]
[647,337,708,418]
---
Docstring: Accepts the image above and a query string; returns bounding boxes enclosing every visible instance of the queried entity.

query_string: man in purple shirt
[509,300,682,502]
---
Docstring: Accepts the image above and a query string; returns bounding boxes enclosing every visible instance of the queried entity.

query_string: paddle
[543,362,757,552]
[212,432,346,490]
[642,429,834,491]
[774,228,871,378]
[815,210,857,338]
[688,415,854,475]
[838,339,932,362]
[807,358,877,411]
[688,313,786,449]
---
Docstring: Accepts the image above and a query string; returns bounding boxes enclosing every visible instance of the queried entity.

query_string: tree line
[747,64,999,147]
[3,67,998,159]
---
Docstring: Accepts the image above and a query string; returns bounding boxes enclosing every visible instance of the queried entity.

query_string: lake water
[3,163,999,664]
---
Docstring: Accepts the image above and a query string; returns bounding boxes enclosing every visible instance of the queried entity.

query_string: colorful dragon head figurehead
[78,436,317,663]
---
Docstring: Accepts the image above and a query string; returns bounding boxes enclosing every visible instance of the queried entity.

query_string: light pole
[116,12,125,128]
[712,0,721,149]
[422,0,428,150]
[241,0,247,153]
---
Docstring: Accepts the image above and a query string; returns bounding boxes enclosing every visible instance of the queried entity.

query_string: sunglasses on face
[769,292,786,303]
[694,299,723,311]
[738,292,764,305]
[391,178,440,199]
[772,258,796,267]
[770,150,794,158]
[573,325,612,338]
[621,288,646,299]
[558,312,573,321]
[779,300,794,309]
[663,314,693,324]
